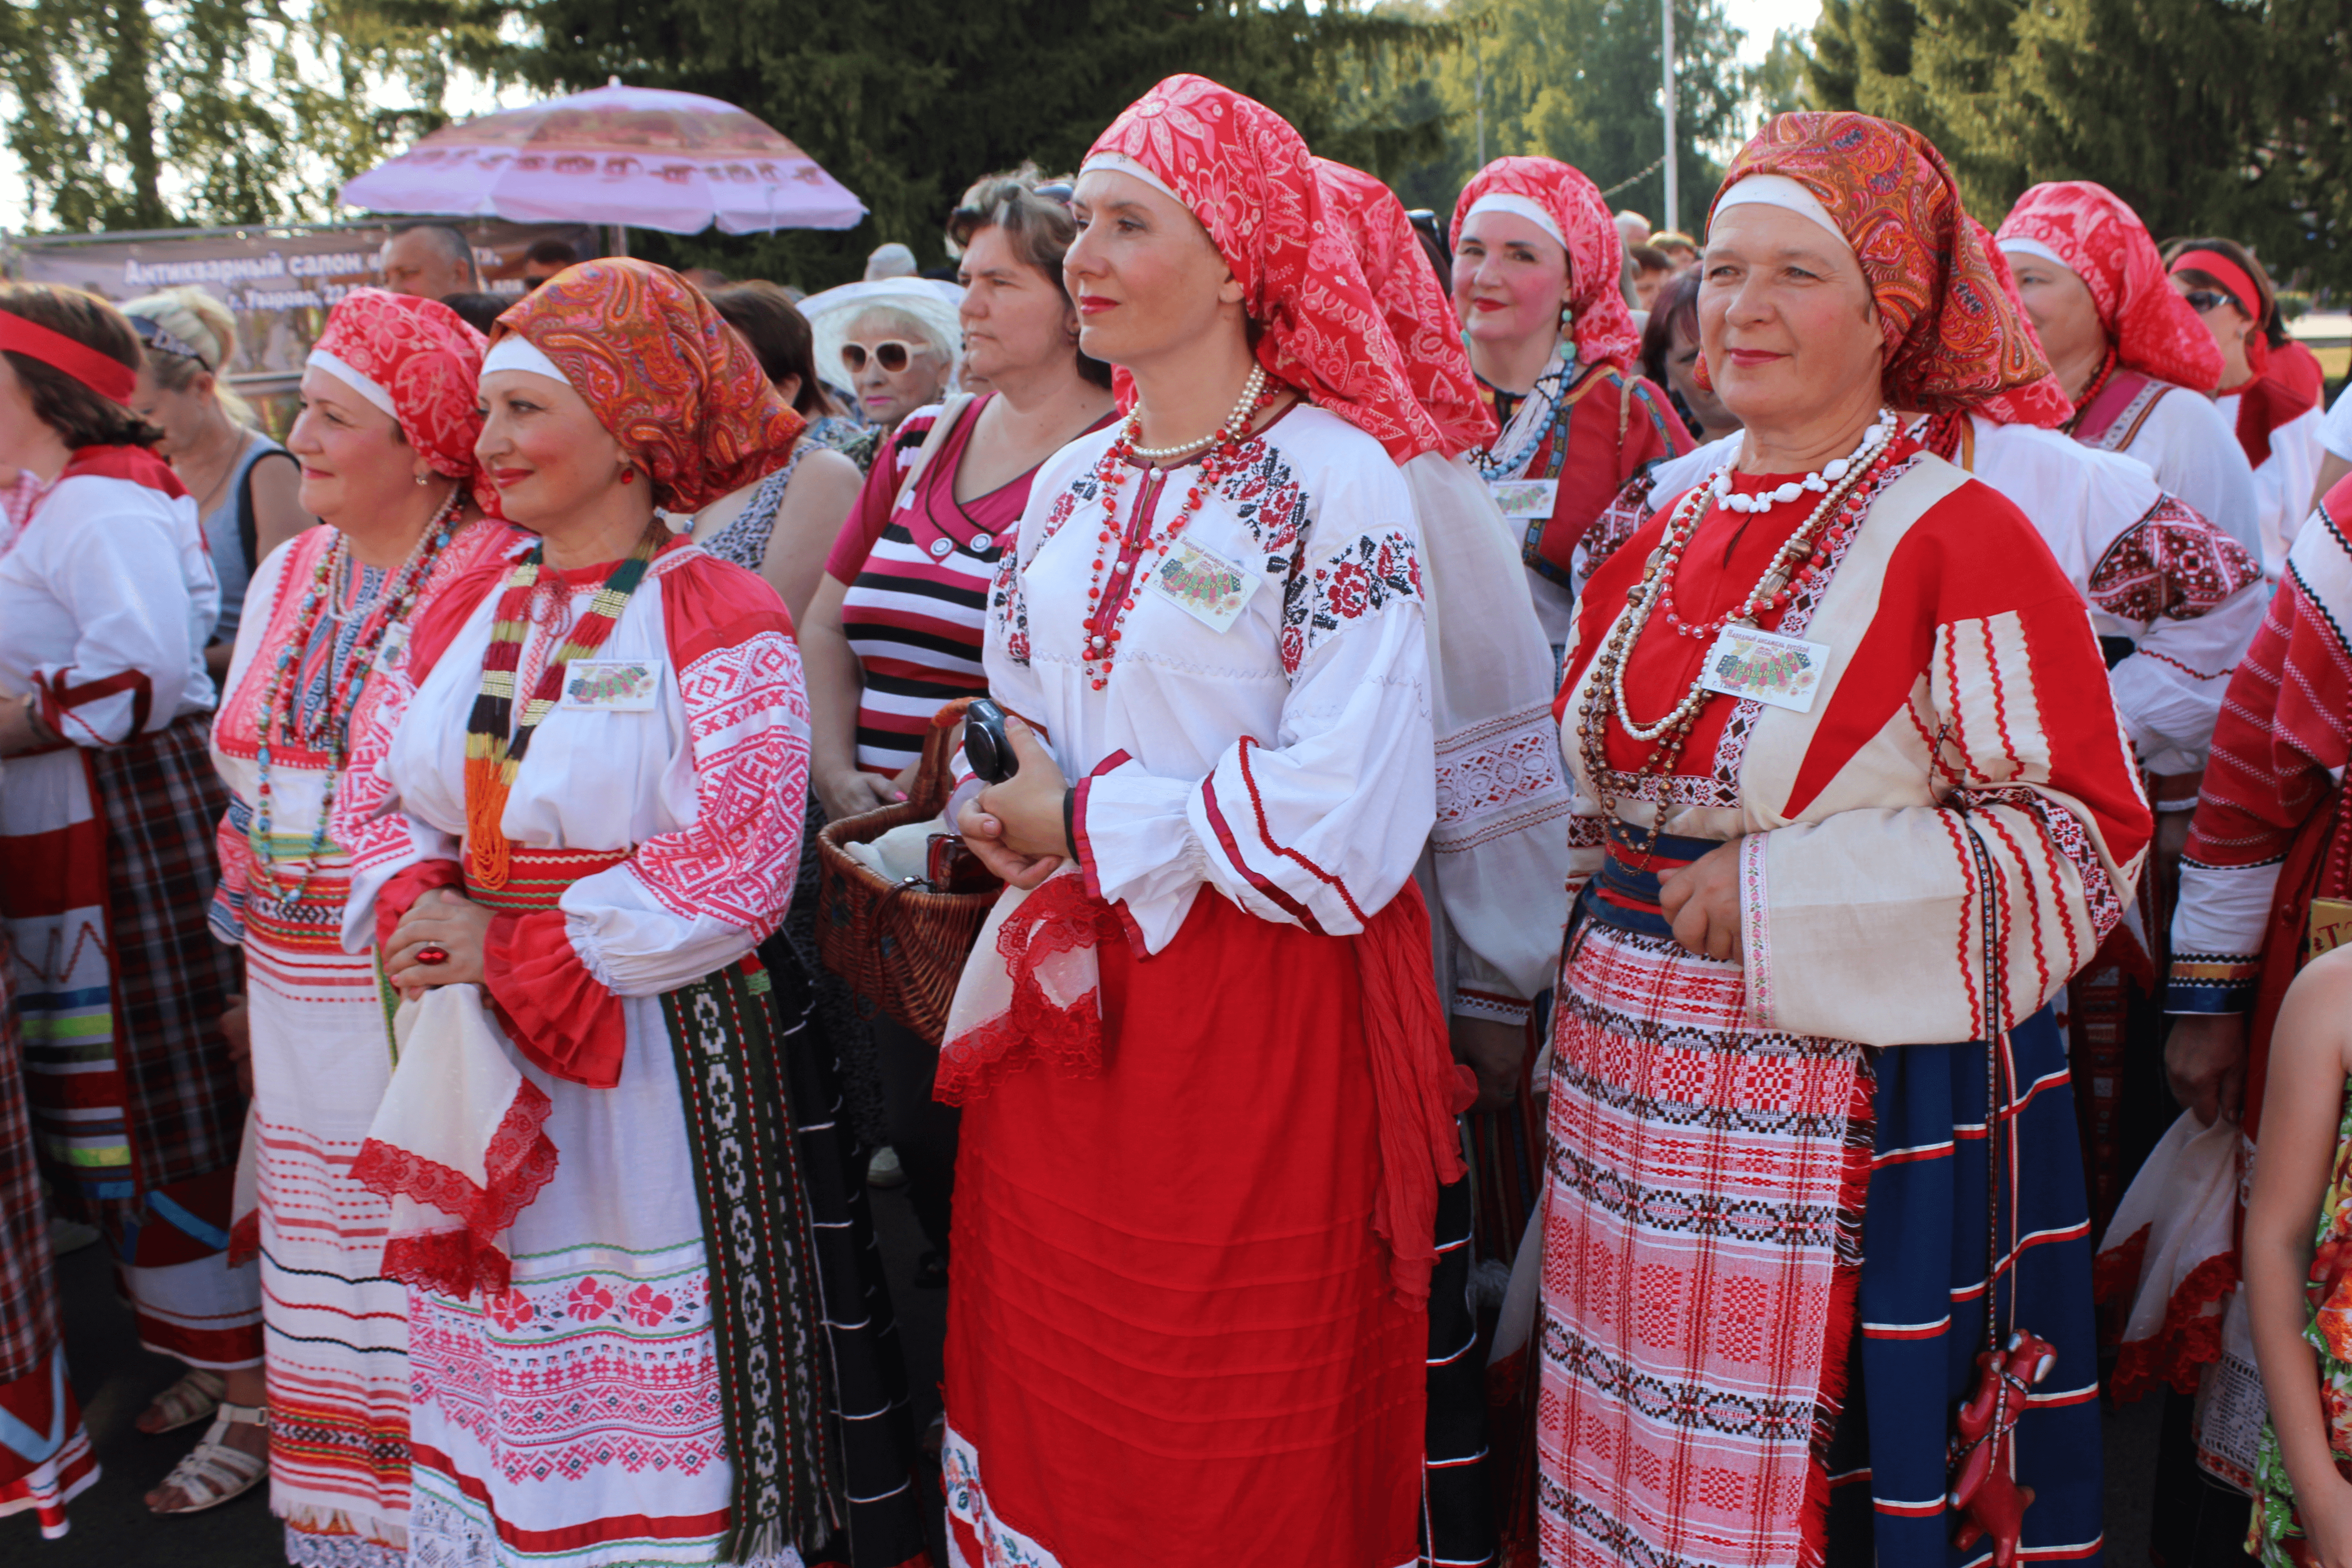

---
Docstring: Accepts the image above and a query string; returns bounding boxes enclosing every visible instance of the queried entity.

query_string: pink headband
[2170,249,2264,320]
[0,310,137,404]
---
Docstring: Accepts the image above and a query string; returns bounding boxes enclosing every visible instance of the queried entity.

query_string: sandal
[148,1402,269,1515]
[137,1368,225,1434]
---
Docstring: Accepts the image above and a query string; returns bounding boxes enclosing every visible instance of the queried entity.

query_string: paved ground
[8,1191,2162,1567]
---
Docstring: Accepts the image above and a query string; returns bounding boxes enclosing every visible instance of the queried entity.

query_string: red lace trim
[933,877,1120,1106]
[348,1078,560,1301]
[380,1226,517,1301]
[2108,1247,2239,1401]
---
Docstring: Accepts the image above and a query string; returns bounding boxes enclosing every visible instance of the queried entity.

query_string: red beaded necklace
[1075,372,1280,691]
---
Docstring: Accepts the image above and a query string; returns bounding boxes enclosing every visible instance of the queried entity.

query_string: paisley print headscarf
[1081,74,1442,466]
[1713,113,2075,424]
[1998,181,2226,396]
[1315,158,1496,461]
[489,259,804,512]
[309,288,499,512]
[1449,156,1643,376]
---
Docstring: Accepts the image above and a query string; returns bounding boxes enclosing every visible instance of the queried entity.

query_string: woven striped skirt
[1536,830,2103,1566]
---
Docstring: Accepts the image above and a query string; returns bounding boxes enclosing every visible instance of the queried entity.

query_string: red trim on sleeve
[1200,770,1328,936]
[376,859,465,951]
[36,666,151,742]
[481,910,627,1090]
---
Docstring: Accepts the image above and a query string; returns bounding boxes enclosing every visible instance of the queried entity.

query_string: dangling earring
[619,469,637,486]
[414,470,430,486]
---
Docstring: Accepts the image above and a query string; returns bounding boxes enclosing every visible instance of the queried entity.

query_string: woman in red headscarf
[1449,156,1690,649]
[1319,154,1570,1568]
[203,289,511,1547]
[336,260,846,1568]
[936,76,1465,1566]
[1996,182,2261,563]
[1536,113,2150,1565]
[2166,236,2329,581]
[0,282,250,1524]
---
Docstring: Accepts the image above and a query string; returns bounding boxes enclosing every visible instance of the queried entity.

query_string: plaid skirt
[90,711,243,1192]
[0,936,60,1386]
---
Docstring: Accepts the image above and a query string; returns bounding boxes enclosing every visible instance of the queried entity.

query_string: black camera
[964,699,1019,785]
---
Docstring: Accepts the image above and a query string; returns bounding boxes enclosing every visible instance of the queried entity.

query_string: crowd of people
[3,66,2352,1568]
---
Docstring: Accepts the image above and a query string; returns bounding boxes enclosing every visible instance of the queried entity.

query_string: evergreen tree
[1751,25,1816,120]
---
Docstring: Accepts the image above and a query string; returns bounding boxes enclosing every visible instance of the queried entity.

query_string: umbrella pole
[610,223,630,258]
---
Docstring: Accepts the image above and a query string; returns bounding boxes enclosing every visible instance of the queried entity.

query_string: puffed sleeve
[1073,478,1438,947]
[1736,492,2154,1045]
[30,477,207,745]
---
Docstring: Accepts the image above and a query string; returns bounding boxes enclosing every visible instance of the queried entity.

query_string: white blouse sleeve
[1075,513,1438,947]
[31,478,209,745]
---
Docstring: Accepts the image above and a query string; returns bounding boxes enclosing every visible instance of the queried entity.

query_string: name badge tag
[559,659,662,711]
[1146,538,1262,632]
[1699,627,1831,713]
[1489,478,1558,519]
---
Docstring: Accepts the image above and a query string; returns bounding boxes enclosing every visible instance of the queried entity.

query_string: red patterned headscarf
[488,259,804,512]
[1997,181,2225,395]
[1449,157,1642,376]
[1082,74,1441,465]
[1314,159,1496,461]
[1713,113,2074,424]
[309,289,498,511]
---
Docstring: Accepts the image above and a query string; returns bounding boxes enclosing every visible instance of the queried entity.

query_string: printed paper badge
[1699,627,1832,713]
[1488,478,1558,519]
[1146,538,1263,633]
[559,659,662,712]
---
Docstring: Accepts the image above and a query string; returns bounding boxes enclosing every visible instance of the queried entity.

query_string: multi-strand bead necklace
[247,493,462,912]
[1573,410,1897,855]
[1076,363,1276,690]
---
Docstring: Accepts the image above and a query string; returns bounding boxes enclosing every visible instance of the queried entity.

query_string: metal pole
[1474,11,1487,169]
[1661,0,1678,235]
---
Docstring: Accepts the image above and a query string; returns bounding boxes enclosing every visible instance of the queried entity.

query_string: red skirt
[942,890,1425,1567]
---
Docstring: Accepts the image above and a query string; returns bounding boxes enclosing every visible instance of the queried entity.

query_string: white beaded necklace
[1708,409,1897,514]
[1127,364,1270,464]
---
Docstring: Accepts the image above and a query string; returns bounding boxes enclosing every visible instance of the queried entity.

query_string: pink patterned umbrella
[338,79,865,235]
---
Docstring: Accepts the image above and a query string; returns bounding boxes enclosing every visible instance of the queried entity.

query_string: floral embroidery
[565,1277,617,1321]
[2088,497,2262,626]
[1280,527,1424,675]
[485,1290,534,1333]
[942,1425,1066,1568]
[624,1284,676,1327]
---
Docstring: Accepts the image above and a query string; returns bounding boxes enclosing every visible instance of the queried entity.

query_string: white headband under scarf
[1078,151,1184,210]
[481,334,572,388]
[1461,191,1566,249]
[1996,236,2072,272]
[1712,174,1852,257]
[304,350,397,420]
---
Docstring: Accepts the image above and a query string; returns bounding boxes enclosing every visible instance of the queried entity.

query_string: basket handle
[914,697,980,819]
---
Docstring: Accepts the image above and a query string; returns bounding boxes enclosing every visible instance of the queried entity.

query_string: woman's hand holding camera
[956,718,1072,890]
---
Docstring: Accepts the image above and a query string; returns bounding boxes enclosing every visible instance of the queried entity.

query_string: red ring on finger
[415,946,451,966]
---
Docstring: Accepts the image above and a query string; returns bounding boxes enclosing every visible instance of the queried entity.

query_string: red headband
[2170,249,2264,320]
[0,309,137,404]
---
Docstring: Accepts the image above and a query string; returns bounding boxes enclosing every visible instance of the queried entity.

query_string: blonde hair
[118,285,255,426]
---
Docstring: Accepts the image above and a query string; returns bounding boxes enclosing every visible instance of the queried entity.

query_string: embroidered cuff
[2167,951,2261,1015]
[1453,988,1532,1026]
[1738,833,1774,1025]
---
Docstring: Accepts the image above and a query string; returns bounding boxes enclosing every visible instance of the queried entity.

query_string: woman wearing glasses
[800,275,964,444]
[2166,237,2329,581]
[801,177,1115,1282]
[121,286,310,675]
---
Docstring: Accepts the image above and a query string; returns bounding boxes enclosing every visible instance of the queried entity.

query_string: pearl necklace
[1574,412,1897,853]
[1707,409,1896,514]
[1076,373,1281,691]
[248,495,461,913]
[1126,364,1269,463]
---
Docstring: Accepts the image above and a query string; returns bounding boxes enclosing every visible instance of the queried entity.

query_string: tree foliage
[1377,0,1753,233]
[1810,0,2352,289]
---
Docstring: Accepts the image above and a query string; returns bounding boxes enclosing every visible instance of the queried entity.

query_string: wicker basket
[814,698,1001,1044]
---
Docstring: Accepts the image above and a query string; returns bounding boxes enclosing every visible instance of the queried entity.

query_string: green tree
[1751,25,1815,121]
[1382,0,1751,234]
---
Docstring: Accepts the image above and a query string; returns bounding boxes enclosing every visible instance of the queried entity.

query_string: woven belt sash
[1583,823,1732,938]
[461,844,629,912]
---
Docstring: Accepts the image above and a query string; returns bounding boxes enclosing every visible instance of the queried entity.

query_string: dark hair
[706,281,843,419]
[1629,244,1673,275]
[524,238,578,269]
[2162,234,2288,347]
[949,176,1112,389]
[1408,213,1453,295]
[0,283,165,448]
[1639,271,1702,389]
[392,222,476,271]
[437,292,510,336]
